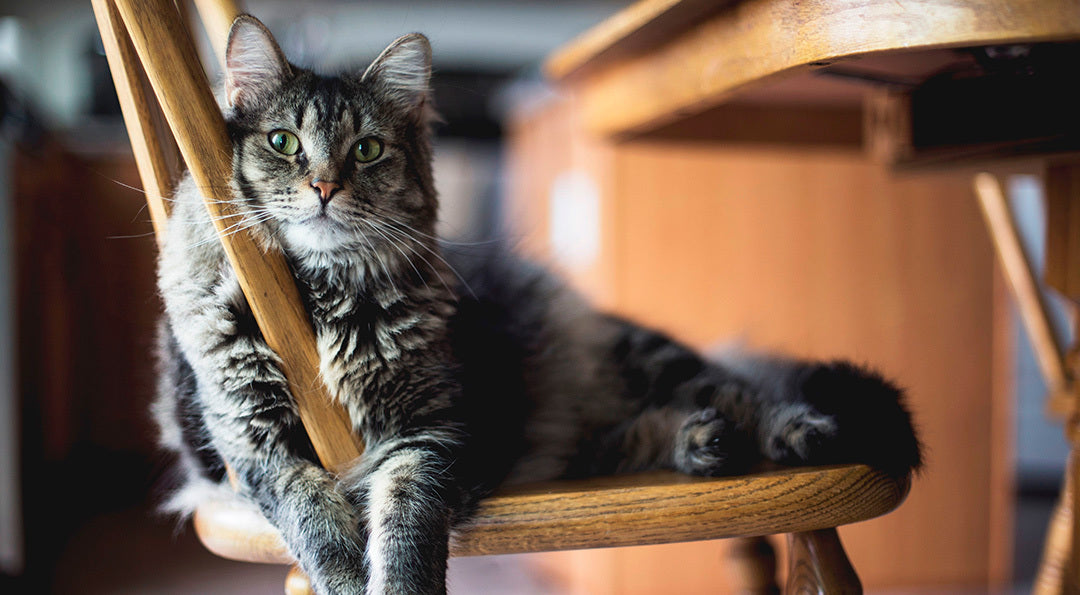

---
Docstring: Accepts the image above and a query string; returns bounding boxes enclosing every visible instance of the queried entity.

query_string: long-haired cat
[155,15,921,595]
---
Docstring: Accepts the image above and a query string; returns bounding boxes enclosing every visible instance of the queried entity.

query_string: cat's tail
[721,352,923,480]
[800,360,923,479]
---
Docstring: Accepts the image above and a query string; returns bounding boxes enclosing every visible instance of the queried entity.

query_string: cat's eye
[353,137,384,163]
[268,130,301,155]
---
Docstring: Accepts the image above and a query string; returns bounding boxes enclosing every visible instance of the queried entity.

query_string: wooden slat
[91,0,183,243]
[193,464,909,564]
[547,0,1080,137]
[109,0,362,471]
[192,0,241,66]
[974,173,1070,406]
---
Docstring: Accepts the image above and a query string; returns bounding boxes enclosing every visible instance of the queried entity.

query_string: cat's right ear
[224,15,292,110]
[362,33,432,113]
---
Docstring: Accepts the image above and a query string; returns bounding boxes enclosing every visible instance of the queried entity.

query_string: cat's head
[223,15,437,258]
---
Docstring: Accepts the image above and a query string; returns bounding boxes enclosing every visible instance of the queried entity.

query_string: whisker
[354,223,400,298]
[107,230,160,241]
[368,217,476,298]
[365,220,456,295]
[366,205,503,247]
[183,212,275,250]
[360,220,435,293]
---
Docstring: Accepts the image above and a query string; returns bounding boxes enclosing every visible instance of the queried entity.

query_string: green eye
[268,130,301,155]
[353,137,384,163]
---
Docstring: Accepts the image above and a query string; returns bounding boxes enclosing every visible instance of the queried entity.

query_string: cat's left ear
[224,15,292,109]
[362,33,432,113]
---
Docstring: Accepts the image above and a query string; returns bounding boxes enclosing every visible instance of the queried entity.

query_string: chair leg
[285,565,314,595]
[726,536,780,594]
[1034,453,1075,595]
[785,529,862,595]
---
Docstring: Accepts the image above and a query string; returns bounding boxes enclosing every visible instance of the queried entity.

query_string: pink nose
[311,179,342,202]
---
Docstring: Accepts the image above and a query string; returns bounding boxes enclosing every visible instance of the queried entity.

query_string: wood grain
[547,0,1080,137]
[108,0,362,471]
[91,0,182,243]
[785,529,861,595]
[193,465,908,565]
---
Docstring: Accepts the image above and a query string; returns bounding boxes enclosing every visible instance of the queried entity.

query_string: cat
[154,14,922,595]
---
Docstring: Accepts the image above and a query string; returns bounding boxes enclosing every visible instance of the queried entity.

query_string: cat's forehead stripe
[302,103,318,134]
[313,91,328,127]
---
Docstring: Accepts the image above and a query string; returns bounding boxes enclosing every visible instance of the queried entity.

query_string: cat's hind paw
[674,408,755,476]
[762,403,839,464]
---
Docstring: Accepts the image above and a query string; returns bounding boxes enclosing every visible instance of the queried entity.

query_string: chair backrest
[91,0,362,471]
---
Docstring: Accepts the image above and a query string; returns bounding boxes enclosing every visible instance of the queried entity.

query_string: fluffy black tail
[797,360,923,479]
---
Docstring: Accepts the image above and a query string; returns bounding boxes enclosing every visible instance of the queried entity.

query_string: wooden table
[534,0,1080,591]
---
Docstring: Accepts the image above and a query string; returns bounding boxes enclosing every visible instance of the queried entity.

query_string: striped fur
[155,15,921,595]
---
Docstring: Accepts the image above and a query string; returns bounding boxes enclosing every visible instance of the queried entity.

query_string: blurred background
[0,0,1075,593]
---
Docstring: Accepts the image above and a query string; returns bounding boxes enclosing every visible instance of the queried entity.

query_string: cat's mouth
[299,209,346,229]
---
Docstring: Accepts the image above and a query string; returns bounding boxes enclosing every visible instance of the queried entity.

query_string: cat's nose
[311,179,342,203]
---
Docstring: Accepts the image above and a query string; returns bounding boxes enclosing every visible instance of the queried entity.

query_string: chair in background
[974,173,1079,594]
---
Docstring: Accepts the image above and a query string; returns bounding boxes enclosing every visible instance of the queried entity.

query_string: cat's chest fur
[296,260,456,437]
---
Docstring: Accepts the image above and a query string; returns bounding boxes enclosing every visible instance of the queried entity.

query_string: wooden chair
[91,0,911,592]
[974,173,1080,594]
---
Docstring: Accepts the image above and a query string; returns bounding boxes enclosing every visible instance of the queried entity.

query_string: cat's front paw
[762,403,839,465]
[306,565,366,595]
[674,408,754,476]
[296,543,367,595]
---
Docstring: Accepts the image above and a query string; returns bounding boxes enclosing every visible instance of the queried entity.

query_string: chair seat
[193,463,909,563]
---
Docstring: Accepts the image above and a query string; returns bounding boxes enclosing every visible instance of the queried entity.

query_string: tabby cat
[155,15,921,595]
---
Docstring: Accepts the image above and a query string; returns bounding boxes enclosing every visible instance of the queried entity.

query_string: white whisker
[364,219,456,295]
[360,220,436,293]
[367,216,475,298]
[354,222,399,298]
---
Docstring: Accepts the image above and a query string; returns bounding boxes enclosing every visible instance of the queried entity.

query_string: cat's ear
[224,15,292,109]
[362,33,432,112]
